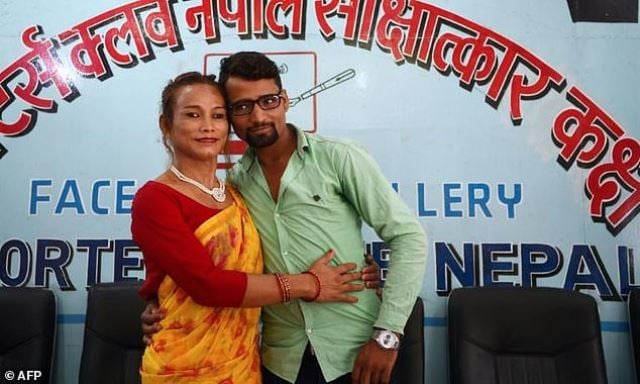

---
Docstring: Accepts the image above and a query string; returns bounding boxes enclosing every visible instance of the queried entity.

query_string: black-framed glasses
[228,94,283,116]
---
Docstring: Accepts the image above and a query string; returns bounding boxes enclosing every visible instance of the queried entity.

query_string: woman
[131,72,373,383]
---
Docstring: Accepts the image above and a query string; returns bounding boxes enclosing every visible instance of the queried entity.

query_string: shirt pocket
[281,183,330,210]
[278,161,349,224]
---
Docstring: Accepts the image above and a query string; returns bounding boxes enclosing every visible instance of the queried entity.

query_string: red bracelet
[302,270,321,302]
[274,273,291,303]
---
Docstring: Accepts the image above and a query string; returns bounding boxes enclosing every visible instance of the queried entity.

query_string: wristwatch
[371,329,400,350]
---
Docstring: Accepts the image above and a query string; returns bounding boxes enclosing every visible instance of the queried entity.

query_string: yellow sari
[141,187,263,384]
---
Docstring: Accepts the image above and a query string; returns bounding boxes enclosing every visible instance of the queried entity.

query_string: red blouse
[131,181,248,307]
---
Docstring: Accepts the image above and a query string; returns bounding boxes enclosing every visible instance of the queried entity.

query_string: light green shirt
[229,125,427,382]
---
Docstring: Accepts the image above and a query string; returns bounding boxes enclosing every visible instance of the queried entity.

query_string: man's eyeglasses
[228,94,283,116]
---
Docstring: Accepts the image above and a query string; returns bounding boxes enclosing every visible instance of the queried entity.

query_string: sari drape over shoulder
[141,187,263,384]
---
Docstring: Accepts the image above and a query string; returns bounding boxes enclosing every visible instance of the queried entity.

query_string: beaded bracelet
[302,270,322,302]
[274,273,291,303]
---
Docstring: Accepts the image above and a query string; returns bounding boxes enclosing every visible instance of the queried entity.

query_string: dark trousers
[262,345,352,384]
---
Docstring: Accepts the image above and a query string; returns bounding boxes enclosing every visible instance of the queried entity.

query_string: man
[222,51,426,384]
[145,52,427,384]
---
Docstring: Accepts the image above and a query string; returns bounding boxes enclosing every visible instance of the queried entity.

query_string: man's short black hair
[218,51,282,91]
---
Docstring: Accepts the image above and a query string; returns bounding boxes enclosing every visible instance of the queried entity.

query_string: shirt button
[274,213,280,218]
[283,251,289,256]
[306,328,312,334]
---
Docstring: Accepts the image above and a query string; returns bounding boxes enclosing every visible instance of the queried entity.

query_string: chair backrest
[0,288,56,384]
[393,297,425,384]
[448,287,607,384]
[78,281,145,384]
[629,289,640,384]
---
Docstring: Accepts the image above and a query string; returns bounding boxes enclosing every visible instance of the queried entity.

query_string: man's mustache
[247,123,276,133]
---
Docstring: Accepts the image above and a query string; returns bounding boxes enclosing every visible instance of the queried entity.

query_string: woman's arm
[241,249,364,307]
[132,183,364,308]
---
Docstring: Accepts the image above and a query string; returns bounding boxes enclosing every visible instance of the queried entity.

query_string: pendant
[211,188,226,202]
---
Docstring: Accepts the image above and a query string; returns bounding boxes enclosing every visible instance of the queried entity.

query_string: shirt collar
[292,124,310,158]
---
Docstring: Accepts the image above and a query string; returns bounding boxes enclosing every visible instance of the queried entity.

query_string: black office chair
[393,297,425,384]
[629,289,640,384]
[0,287,56,384]
[448,287,607,384]
[78,281,145,384]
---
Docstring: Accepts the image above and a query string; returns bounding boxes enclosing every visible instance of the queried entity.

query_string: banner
[1,1,638,382]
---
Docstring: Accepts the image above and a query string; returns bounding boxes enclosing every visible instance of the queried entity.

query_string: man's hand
[141,298,163,346]
[362,254,381,290]
[352,340,398,384]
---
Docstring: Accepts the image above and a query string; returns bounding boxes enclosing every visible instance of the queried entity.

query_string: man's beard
[246,123,279,148]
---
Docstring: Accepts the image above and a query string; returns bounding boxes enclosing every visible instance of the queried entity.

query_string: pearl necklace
[170,165,226,202]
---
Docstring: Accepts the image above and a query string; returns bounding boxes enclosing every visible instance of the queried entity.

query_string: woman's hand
[306,249,365,303]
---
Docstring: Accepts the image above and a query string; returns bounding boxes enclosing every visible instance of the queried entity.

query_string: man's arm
[140,253,382,344]
[337,141,427,330]
[335,141,427,383]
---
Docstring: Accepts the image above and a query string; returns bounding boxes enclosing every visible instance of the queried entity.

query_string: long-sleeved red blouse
[131,181,248,307]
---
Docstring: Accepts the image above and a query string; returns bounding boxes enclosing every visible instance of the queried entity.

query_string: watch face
[374,330,399,350]
[380,333,395,348]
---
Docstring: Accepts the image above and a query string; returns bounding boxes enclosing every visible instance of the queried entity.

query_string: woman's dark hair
[160,71,226,120]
